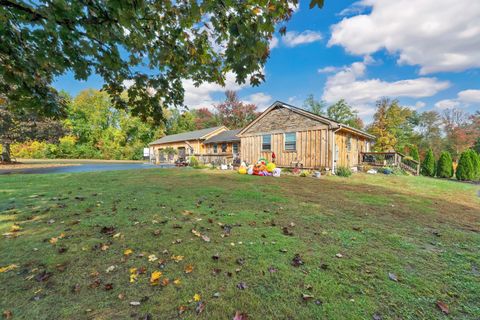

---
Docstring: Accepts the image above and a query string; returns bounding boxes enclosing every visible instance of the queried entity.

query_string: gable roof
[238,101,375,140]
[203,129,241,144]
[149,126,226,145]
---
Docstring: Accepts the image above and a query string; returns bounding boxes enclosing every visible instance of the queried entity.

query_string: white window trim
[284,132,296,151]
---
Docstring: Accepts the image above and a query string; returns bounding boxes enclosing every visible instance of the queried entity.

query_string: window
[346,135,352,152]
[233,143,239,154]
[284,132,296,151]
[221,143,227,152]
[262,134,271,151]
[213,143,218,153]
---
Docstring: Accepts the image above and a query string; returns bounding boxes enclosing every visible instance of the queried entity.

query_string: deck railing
[360,152,420,175]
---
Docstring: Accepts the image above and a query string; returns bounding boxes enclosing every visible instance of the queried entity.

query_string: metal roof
[203,129,241,144]
[149,126,224,145]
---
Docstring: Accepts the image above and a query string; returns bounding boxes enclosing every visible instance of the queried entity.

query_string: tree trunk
[1,143,11,162]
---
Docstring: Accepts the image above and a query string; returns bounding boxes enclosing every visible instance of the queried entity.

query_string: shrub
[189,156,199,167]
[409,145,419,161]
[456,151,474,181]
[469,149,480,180]
[436,151,453,178]
[299,170,310,177]
[336,166,352,177]
[421,149,435,177]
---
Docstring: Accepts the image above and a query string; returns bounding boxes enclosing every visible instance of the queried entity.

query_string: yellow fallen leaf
[124,249,133,256]
[173,278,181,285]
[150,271,162,286]
[49,237,58,245]
[182,210,193,216]
[10,225,21,232]
[59,233,65,239]
[171,255,184,263]
[113,233,121,238]
[148,254,158,262]
[0,264,18,273]
[193,293,201,302]
[191,229,201,237]
[101,244,109,251]
[130,268,138,283]
[184,264,194,274]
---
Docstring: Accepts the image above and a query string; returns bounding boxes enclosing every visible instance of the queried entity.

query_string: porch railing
[360,152,420,175]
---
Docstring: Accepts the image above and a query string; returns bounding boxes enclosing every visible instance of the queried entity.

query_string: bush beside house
[421,149,435,177]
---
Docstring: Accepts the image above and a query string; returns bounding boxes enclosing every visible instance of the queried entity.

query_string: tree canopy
[303,94,326,116]
[0,0,316,122]
[326,99,363,129]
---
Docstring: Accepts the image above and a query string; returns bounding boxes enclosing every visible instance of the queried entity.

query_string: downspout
[331,126,343,174]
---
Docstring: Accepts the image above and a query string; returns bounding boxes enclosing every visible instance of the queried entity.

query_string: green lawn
[1,169,479,319]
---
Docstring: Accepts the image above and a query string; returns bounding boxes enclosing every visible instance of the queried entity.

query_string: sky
[53,0,480,123]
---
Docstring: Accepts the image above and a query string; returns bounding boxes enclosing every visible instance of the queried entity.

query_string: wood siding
[334,130,370,168]
[241,129,331,169]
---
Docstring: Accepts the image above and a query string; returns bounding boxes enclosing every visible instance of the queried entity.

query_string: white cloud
[244,92,273,110]
[321,59,450,115]
[182,72,249,109]
[329,0,480,74]
[269,36,279,49]
[318,66,341,74]
[435,89,480,109]
[288,2,300,13]
[283,30,322,47]
[405,101,427,110]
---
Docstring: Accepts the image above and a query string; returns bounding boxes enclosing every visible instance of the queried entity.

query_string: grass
[0,168,479,319]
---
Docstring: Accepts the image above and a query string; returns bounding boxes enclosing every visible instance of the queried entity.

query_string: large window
[284,132,296,151]
[233,143,239,154]
[213,143,218,153]
[262,134,271,151]
[221,143,227,152]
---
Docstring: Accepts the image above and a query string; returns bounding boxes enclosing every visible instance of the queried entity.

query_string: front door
[178,147,186,159]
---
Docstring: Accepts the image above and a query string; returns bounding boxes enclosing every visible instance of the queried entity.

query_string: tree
[442,108,473,158]
[326,99,363,129]
[436,151,453,178]
[410,145,420,161]
[0,0,314,122]
[214,91,258,129]
[456,150,474,181]
[416,110,444,155]
[165,109,196,135]
[303,94,326,116]
[192,108,220,129]
[421,149,435,177]
[469,150,480,180]
[474,137,480,154]
[0,102,65,162]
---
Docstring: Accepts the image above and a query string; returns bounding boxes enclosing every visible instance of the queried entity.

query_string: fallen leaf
[388,273,398,282]
[335,253,343,258]
[191,229,201,237]
[195,301,206,314]
[130,301,141,306]
[124,249,133,256]
[106,265,116,273]
[183,210,193,216]
[184,264,194,274]
[161,278,169,286]
[201,235,210,242]
[148,254,158,262]
[173,278,181,285]
[171,255,184,263]
[10,224,21,232]
[130,268,138,283]
[71,283,81,293]
[178,306,188,314]
[101,244,109,251]
[100,226,116,235]
[49,237,58,245]
[302,293,314,301]
[0,264,18,273]
[35,271,52,282]
[233,311,248,320]
[193,293,201,302]
[213,292,220,298]
[104,283,113,291]
[291,254,304,267]
[236,282,248,290]
[236,258,245,265]
[268,266,278,273]
[436,301,449,314]
[2,310,13,319]
[150,271,162,286]
[89,278,101,288]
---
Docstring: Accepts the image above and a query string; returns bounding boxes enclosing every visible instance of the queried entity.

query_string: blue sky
[53,0,480,122]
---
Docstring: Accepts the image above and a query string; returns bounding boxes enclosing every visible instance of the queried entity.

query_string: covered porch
[360,151,420,175]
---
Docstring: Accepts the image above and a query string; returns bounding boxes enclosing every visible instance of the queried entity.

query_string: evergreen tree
[421,149,435,177]
[469,150,480,180]
[436,151,453,178]
[456,151,474,181]
[410,145,420,161]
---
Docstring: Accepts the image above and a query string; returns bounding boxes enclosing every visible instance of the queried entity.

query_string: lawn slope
[0,169,479,319]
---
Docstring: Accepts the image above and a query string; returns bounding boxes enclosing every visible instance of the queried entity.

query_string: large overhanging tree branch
[0,0,324,123]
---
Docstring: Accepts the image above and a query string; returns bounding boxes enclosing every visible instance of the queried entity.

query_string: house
[149,126,228,163]
[201,129,241,164]
[237,101,375,171]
